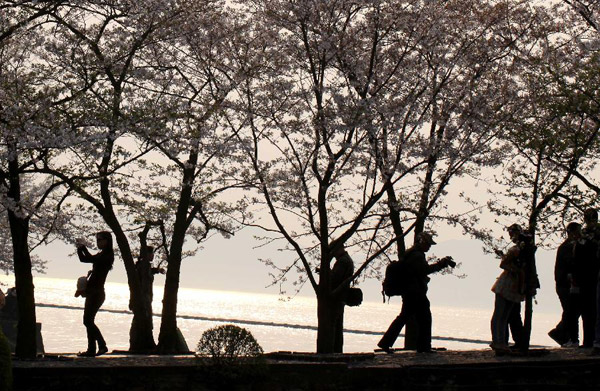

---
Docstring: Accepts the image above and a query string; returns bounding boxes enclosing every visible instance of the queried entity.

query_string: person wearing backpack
[377,232,455,354]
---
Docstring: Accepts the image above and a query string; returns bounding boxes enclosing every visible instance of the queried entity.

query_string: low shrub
[196,324,263,365]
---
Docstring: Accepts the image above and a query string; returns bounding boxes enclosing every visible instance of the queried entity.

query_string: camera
[443,256,456,268]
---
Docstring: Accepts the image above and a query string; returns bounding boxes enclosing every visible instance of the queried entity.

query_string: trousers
[83,290,106,352]
[379,293,432,351]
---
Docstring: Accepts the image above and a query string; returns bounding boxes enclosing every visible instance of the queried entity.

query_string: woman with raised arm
[76,231,114,357]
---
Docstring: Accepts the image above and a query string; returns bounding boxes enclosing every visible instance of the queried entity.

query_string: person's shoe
[490,342,510,356]
[377,342,394,354]
[509,344,526,352]
[96,346,108,356]
[561,341,579,348]
[77,351,96,357]
[417,349,437,354]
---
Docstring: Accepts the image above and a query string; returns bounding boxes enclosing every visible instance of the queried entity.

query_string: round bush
[197,324,263,363]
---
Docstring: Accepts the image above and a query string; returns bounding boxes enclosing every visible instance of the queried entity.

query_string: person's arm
[425,257,452,275]
[77,246,94,263]
[499,246,520,272]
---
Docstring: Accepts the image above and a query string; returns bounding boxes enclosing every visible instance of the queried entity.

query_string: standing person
[574,209,600,348]
[490,224,526,354]
[330,245,354,353]
[377,232,455,354]
[134,246,164,312]
[548,222,581,347]
[76,231,114,357]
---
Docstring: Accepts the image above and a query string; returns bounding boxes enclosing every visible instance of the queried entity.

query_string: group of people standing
[489,208,600,355]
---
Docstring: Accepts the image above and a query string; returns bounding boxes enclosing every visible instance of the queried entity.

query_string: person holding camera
[490,224,528,354]
[76,231,114,357]
[377,232,456,354]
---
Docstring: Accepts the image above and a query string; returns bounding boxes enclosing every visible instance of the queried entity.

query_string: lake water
[0,275,561,353]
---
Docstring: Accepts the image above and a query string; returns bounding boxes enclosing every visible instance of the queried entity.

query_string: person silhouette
[491,224,527,354]
[575,209,600,349]
[330,245,355,353]
[548,222,581,347]
[377,232,455,353]
[76,231,114,357]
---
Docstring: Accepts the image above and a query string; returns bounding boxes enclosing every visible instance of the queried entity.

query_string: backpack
[381,249,415,302]
[381,261,407,301]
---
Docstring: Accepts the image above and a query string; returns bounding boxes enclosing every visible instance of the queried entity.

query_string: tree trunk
[316,295,337,353]
[156,148,197,353]
[156,257,181,353]
[156,221,186,353]
[9,216,36,358]
[7,153,37,358]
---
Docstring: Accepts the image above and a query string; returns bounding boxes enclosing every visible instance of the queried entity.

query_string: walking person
[377,232,455,354]
[76,231,114,357]
[548,222,581,347]
[490,224,526,354]
[574,209,600,348]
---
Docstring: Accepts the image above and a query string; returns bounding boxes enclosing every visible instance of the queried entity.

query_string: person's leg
[83,295,99,353]
[491,294,513,348]
[508,301,524,348]
[378,295,416,350]
[565,291,580,345]
[548,290,569,345]
[83,292,106,354]
[593,280,600,350]
[415,295,432,352]
[582,287,596,347]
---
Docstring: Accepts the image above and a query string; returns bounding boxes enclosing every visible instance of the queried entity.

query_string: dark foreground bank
[12,348,600,391]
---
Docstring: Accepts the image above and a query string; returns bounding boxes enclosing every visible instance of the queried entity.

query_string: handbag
[344,287,363,307]
[75,275,88,298]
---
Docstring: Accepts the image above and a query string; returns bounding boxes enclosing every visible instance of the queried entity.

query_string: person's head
[584,208,598,226]
[331,244,347,259]
[96,231,113,252]
[415,232,436,252]
[566,222,582,240]
[506,224,522,243]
